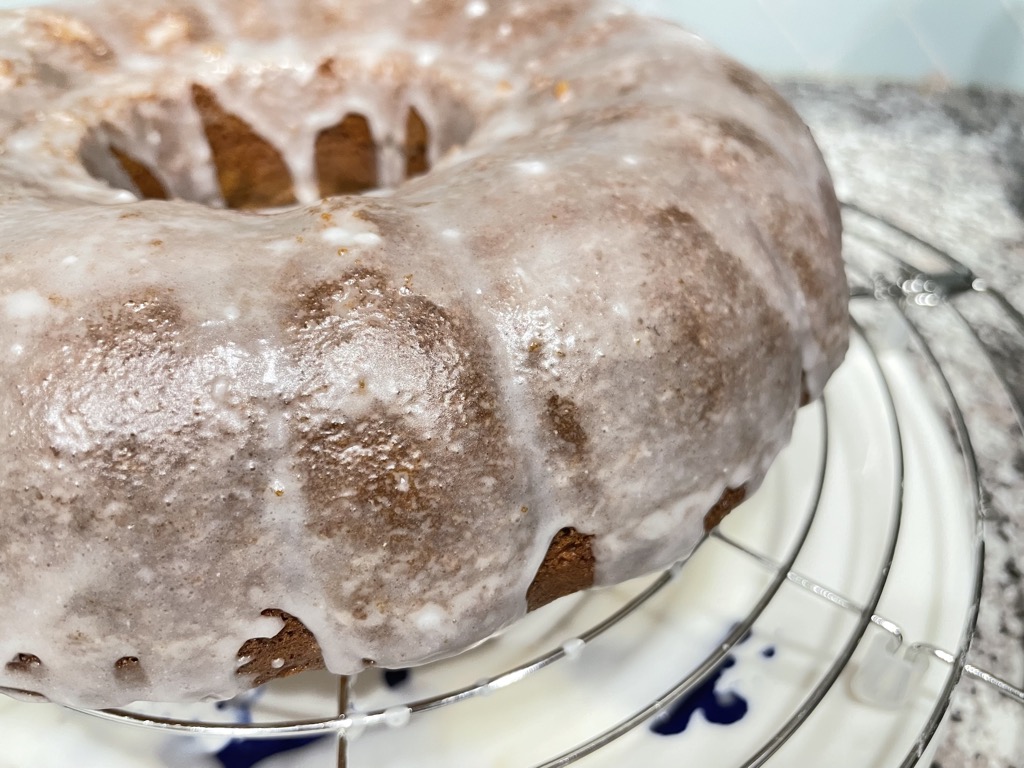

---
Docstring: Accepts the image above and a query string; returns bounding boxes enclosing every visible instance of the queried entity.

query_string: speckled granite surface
[779,79,1024,767]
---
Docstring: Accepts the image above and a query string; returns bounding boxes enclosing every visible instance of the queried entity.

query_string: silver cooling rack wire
[66,202,1024,768]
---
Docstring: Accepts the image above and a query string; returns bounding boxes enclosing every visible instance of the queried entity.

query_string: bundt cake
[0,0,847,707]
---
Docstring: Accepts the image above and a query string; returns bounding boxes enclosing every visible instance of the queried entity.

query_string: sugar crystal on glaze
[0,0,846,707]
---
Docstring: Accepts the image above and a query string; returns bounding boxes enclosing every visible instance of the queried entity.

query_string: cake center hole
[81,82,446,210]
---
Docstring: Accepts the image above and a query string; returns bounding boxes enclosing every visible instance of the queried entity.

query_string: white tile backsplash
[625,0,1024,91]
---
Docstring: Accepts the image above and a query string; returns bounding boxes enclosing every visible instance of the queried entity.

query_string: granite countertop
[779,79,1024,767]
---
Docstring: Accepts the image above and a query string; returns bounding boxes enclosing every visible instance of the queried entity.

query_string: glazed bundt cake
[0,0,847,707]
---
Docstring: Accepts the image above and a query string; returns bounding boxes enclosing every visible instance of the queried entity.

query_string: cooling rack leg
[336,675,349,768]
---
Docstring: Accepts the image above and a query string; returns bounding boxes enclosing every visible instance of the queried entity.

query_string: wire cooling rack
[56,203,1024,767]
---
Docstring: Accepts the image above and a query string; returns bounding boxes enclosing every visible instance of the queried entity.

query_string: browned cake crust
[190,83,299,209]
[236,609,327,687]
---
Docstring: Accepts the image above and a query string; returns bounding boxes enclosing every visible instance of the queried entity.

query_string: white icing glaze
[383,705,412,728]
[0,0,847,707]
[561,638,585,659]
